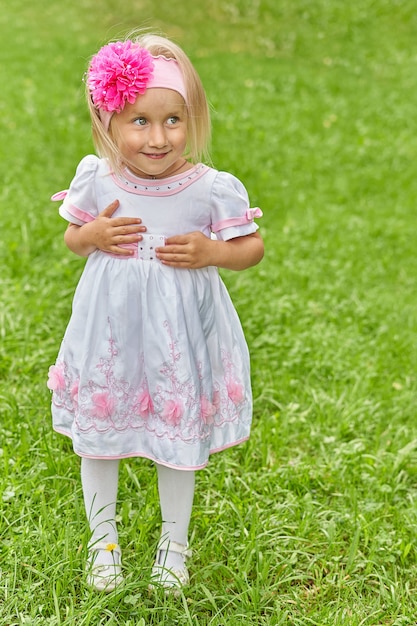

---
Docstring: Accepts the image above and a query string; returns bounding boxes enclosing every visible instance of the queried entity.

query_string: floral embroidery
[201,396,216,425]
[71,380,79,405]
[226,380,245,404]
[161,399,184,426]
[91,392,115,420]
[49,319,249,443]
[135,389,154,418]
[47,364,66,392]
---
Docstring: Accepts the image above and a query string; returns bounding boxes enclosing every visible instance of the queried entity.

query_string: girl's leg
[156,463,195,571]
[81,457,120,567]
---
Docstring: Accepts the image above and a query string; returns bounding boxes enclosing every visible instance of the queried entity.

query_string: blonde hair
[87,32,211,174]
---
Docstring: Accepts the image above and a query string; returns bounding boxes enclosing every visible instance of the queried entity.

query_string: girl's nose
[148,124,167,148]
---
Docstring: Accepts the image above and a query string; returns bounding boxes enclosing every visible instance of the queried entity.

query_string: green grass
[2,0,417,623]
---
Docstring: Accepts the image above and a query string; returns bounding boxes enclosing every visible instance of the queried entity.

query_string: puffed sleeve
[210,171,262,241]
[51,155,101,225]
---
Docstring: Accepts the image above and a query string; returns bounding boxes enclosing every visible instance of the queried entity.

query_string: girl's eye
[134,117,147,126]
[167,116,179,125]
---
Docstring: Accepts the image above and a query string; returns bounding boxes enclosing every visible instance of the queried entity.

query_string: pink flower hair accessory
[87,41,154,114]
[87,41,188,131]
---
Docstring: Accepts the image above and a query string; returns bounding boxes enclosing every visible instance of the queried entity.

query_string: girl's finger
[99,200,120,217]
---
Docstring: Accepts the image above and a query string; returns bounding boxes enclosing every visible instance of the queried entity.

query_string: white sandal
[150,541,192,592]
[86,541,123,592]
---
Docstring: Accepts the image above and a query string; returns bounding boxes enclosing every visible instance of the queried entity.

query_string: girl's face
[110,88,188,178]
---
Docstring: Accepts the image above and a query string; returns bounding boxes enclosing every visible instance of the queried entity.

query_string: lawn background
[1,0,417,624]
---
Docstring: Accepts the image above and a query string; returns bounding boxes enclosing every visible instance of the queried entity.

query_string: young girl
[48,32,264,593]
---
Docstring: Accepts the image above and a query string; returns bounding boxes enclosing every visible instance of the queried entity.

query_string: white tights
[80,458,195,569]
[157,463,195,571]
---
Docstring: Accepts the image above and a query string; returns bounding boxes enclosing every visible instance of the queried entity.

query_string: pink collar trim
[111,163,209,196]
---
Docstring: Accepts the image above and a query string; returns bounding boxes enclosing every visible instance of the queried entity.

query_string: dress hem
[53,426,249,470]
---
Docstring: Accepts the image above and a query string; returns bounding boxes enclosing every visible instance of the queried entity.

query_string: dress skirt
[48,251,252,469]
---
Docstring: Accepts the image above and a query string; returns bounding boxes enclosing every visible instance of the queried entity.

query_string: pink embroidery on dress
[47,364,66,391]
[220,348,246,417]
[96,332,119,381]
[154,320,197,429]
[161,399,184,426]
[71,380,80,405]
[135,389,154,418]
[50,318,250,443]
[226,380,245,404]
[91,392,115,419]
[201,396,216,425]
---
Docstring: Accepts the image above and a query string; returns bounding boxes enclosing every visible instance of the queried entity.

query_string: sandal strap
[88,541,121,556]
[158,540,192,558]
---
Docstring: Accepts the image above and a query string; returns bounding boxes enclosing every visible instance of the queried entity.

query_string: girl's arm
[156,231,264,271]
[64,200,147,257]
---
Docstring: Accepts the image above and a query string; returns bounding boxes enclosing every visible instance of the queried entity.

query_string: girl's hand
[64,200,147,257]
[156,231,264,271]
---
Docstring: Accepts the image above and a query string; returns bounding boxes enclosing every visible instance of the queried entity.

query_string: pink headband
[87,41,187,130]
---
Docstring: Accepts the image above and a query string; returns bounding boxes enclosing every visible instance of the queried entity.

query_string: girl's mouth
[145,153,168,160]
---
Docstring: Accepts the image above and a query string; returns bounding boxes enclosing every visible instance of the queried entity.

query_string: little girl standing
[48,32,264,592]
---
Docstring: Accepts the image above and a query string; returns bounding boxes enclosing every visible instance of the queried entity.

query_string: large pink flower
[47,365,66,392]
[136,389,154,418]
[226,381,245,404]
[161,399,183,427]
[91,392,115,420]
[87,41,154,113]
[201,396,216,425]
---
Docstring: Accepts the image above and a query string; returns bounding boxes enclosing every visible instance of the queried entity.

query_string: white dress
[48,156,261,469]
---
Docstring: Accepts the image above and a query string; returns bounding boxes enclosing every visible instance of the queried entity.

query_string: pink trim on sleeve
[211,207,263,233]
[52,190,95,224]
[62,203,96,224]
